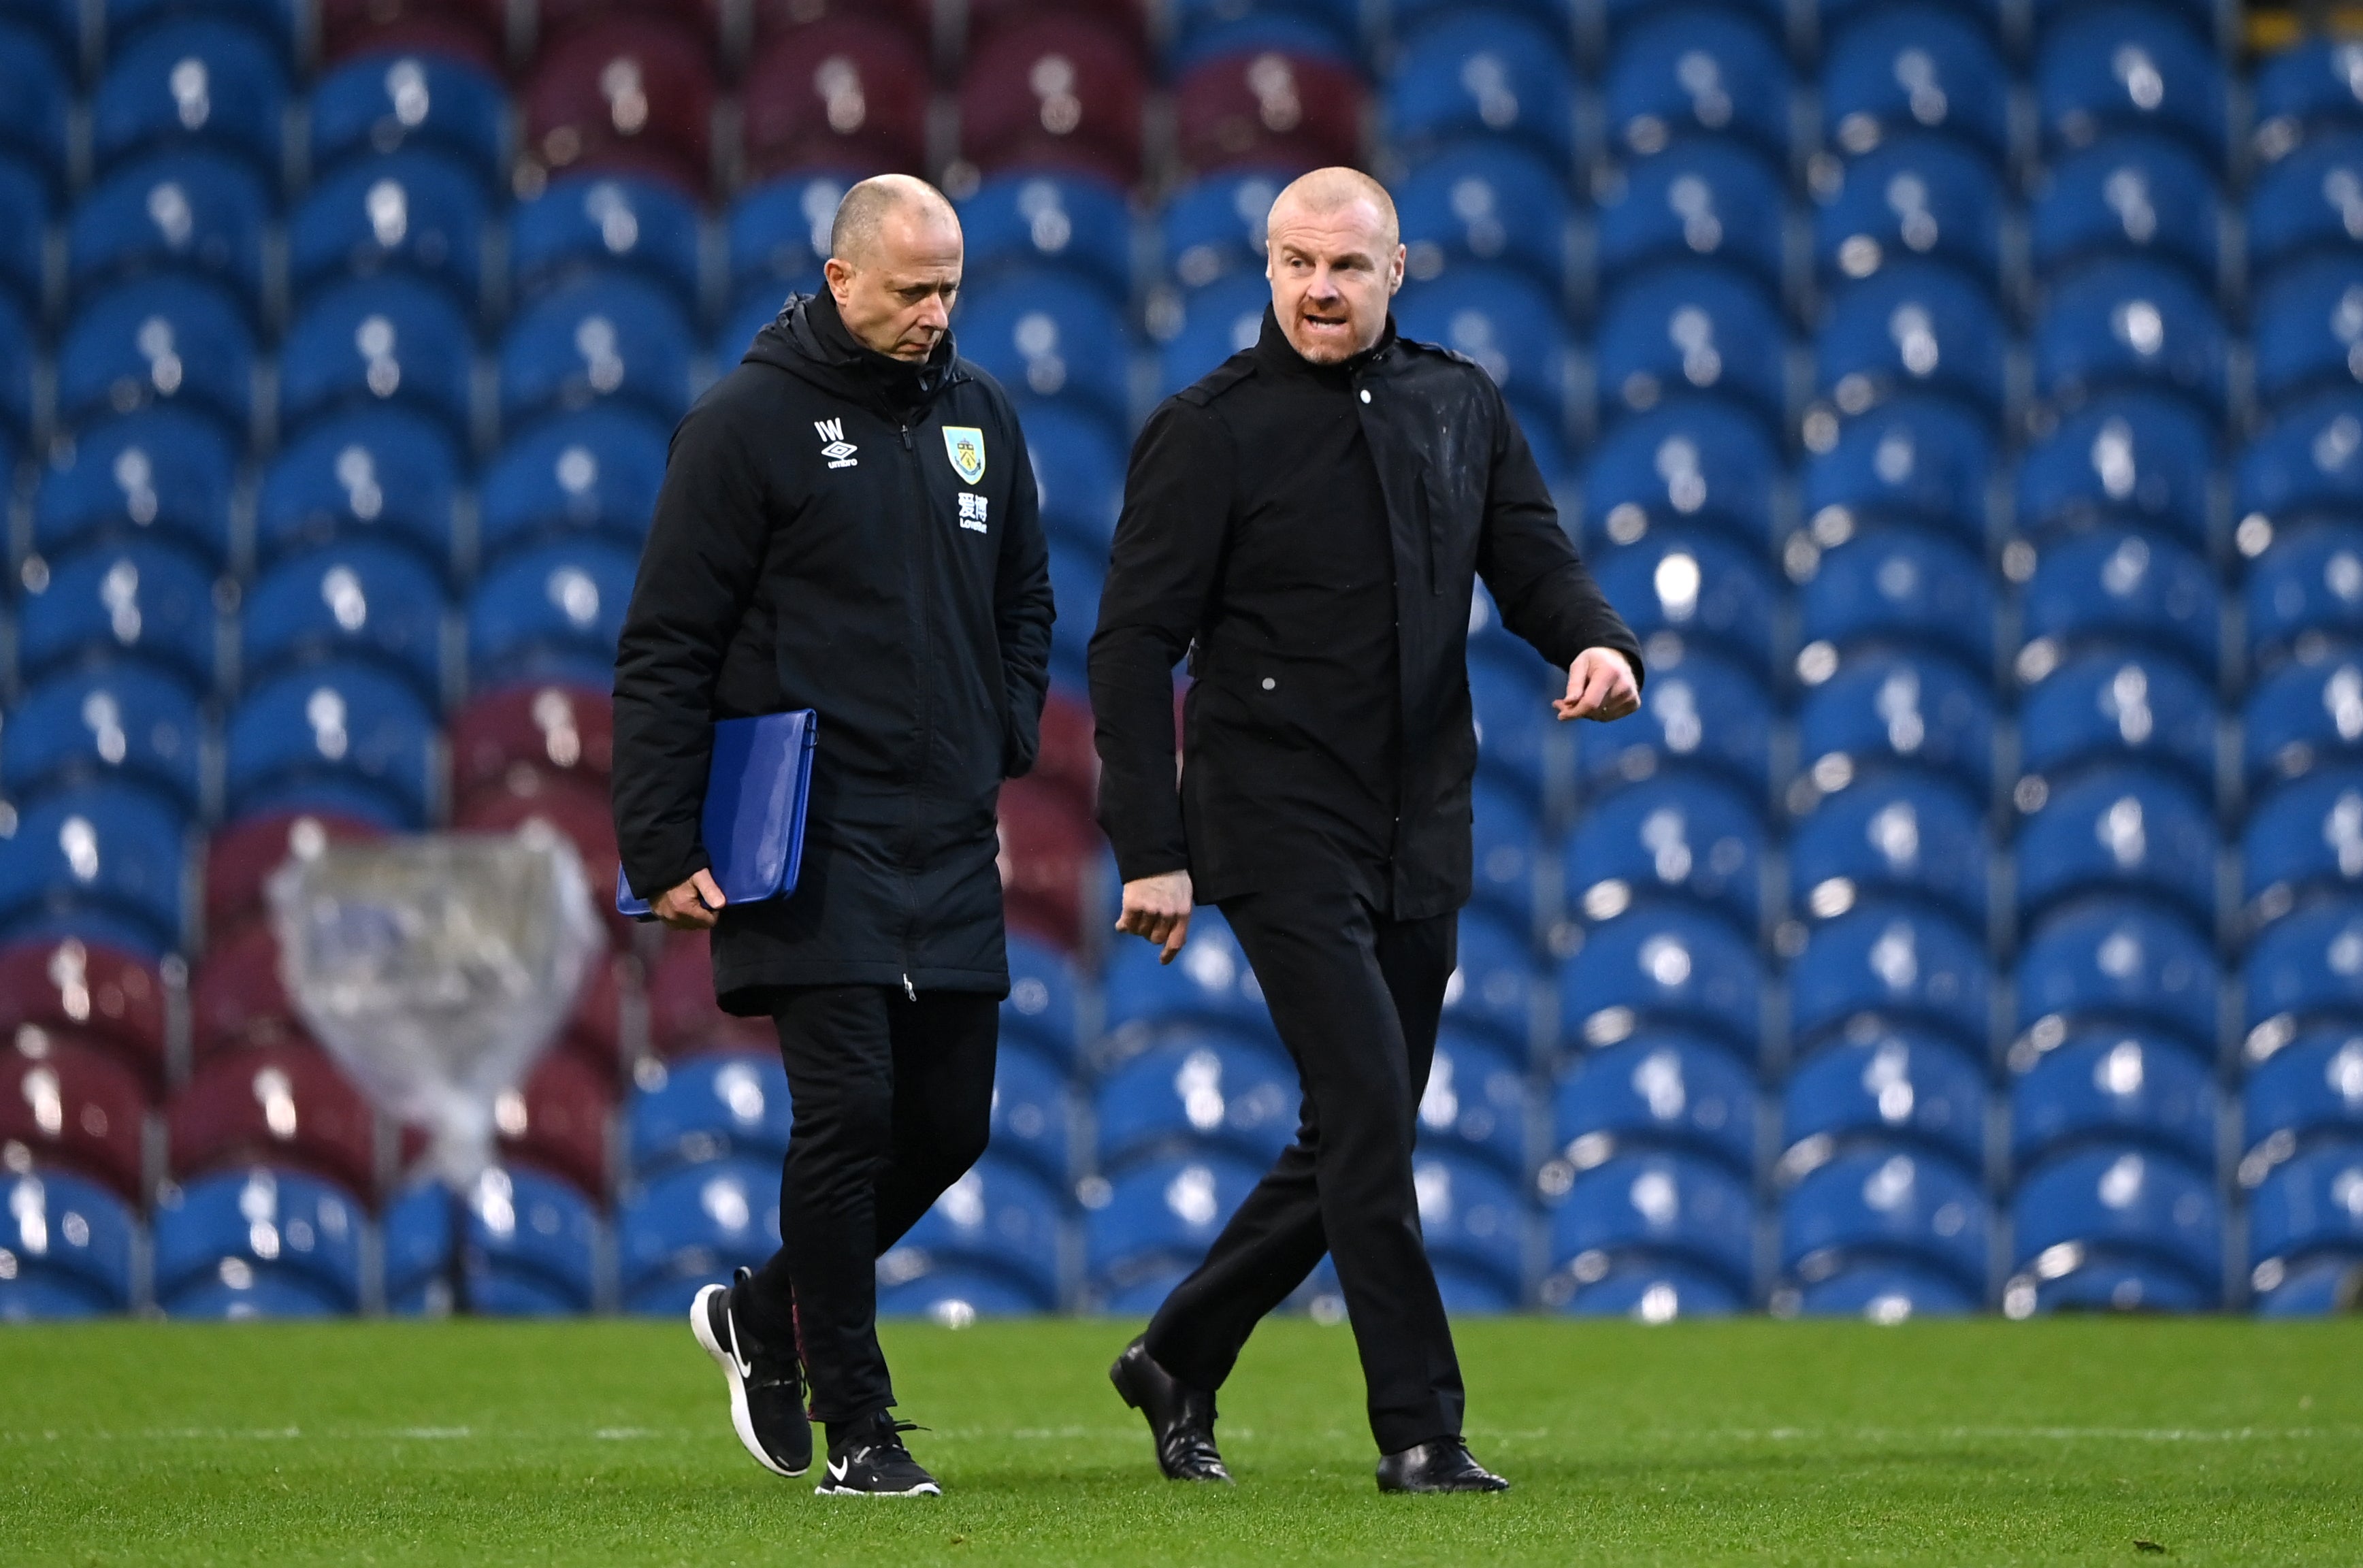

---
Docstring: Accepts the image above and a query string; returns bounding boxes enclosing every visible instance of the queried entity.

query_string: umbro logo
[815,419,859,469]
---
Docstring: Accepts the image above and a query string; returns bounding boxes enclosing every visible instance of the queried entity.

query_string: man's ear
[1388,244,1405,295]
[822,257,855,304]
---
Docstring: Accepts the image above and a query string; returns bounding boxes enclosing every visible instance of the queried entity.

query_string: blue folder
[616,710,818,918]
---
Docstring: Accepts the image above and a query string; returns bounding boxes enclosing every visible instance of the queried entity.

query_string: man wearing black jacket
[611,175,1054,1499]
[1092,169,1642,1493]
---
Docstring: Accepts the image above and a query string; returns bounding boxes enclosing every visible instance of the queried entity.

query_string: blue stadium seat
[1384,12,1576,167]
[1553,1031,1756,1177]
[625,1051,792,1178]
[1559,904,1763,1058]
[1779,1027,1985,1179]
[2253,40,2363,155]
[617,1156,781,1317]
[2248,131,2363,286]
[2245,649,2363,789]
[2245,526,2363,671]
[1,0,78,64]
[256,408,460,572]
[2243,1028,2363,1162]
[478,407,668,563]
[1581,399,1784,560]
[1780,1148,1989,1299]
[1095,1026,1299,1171]
[959,170,1132,304]
[1574,642,1776,800]
[1795,649,1996,804]
[2244,766,2363,913]
[223,659,438,828]
[1589,535,1780,671]
[1158,270,1267,397]
[280,276,476,440]
[1470,772,1543,928]
[0,1169,135,1316]
[16,538,219,693]
[1819,5,2009,162]
[308,50,507,182]
[2032,134,2221,284]
[0,291,25,434]
[989,1041,1071,1186]
[513,174,701,310]
[2033,259,2228,414]
[1788,899,1991,1054]
[2015,392,2213,547]
[2010,1252,2212,1313]
[287,149,489,308]
[1548,1150,1755,1298]
[153,1165,361,1316]
[1789,774,1989,931]
[1468,641,1562,804]
[2009,1145,2220,1307]
[382,1180,453,1316]
[1786,1260,1978,1319]
[1801,397,1993,549]
[0,153,47,307]
[56,275,257,434]
[2017,898,2219,1055]
[1085,1150,1266,1313]
[1604,7,1789,159]
[1595,264,1785,429]
[1795,527,1995,679]
[1595,140,1783,292]
[463,1164,598,1316]
[241,540,448,701]
[2035,6,2223,158]
[2254,255,2363,413]
[725,172,842,311]
[105,0,296,56]
[0,781,186,950]
[466,539,640,692]
[1812,135,2004,290]
[1045,537,1103,687]
[1398,142,1573,297]
[877,1262,1049,1322]
[885,1156,1062,1309]
[1814,262,2008,418]
[2015,766,2215,929]
[2018,651,2216,798]
[1023,402,1125,552]
[1444,904,1544,1055]
[3,664,203,811]
[33,406,236,566]
[1564,773,1766,933]
[91,18,288,176]
[1548,1256,1743,1318]
[1102,904,1273,1045]
[497,274,695,431]
[2247,897,2363,1036]
[1169,0,1360,71]
[956,272,1133,438]
[2018,527,2219,679]
[1395,262,1571,440]
[1001,931,1082,1068]
[2252,1252,2363,1316]
[1413,1150,1526,1305]
[1160,169,1286,291]
[2011,1032,2216,1172]
[1420,1025,1529,1175]
[67,150,270,308]
[0,22,71,180]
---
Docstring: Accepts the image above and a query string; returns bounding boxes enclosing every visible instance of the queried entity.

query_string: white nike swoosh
[827,1457,849,1482]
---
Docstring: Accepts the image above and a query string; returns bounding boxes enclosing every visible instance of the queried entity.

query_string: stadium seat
[280,276,476,442]
[1604,7,1789,159]
[1553,1031,1755,1177]
[1779,1026,1985,1179]
[1794,527,1995,680]
[1470,774,1544,928]
[1416,1026,1529,1175]
[1412,1151,1526,1305]
[67,150,270,308]
[1565,774,1765,934]
[2017,651,2216,799]
[2255,255,2363,414]
[449,683,612,800]
[1811,134,2004,291]
[1780,1148,1989,1299]
[223,659,439,828]
[308,50,506,182]
[321,0,504,72]
[1467,640,1563,804]
[2251,129,2363,282]
[167,1043,375,1197]
[1024,402,1126,553]
[1595,263,1785,429]
[1789,900,1991,1054]
[0,1169,135,1316]
[2247,1139,2363,1285]
[2016,899,2219,1056]
[1789,773,1989,930]
[1160,168,1284,291]
[1399,142,1574,298]
[154,1165,362,1318]
[986,1039,1072,1186]
[2013,766,2214,929]
[1589,535,1779,675]
[2011,1032,2216,1172]
[1085,1150,1265,1313]
[2245,649,2363,789]
[1795,649,1996,806]
[884,1156,1062,1308]
[33,407,235,568]
[956,271,1133,438]
[959,170,1133,304]
[91,18,289,177]
[1442,904,1544,1056]
[1782,1259,1978,1320]
[1814,262,2008,419]
[1102,904,1273,1045]
[518,16,714,195]
[1819,5,2009,162]
[2243,766,2363,915]
[1546,1256,1744,1319]
[0,938,168,1088]
[201,808,384,938]
[1597,140,1781,295]
[724,173,843,310]
[2243,1026,2363,1171]
[625,1050,792,1177]
[1560,903,1763,1058]
[2035,5,2223,157]
[512,173,700,313]
[961,17,1147,186]
[645,930,776,1060]
[992,938,1077,1079]
[451,765,620,934]
[2017,527,2219,679]
[0,153,46,308]
[478,407,668,562]
[1547,1150,1755,1298]
[56,274,257,436]
[463,1163,600,1315]
[185,921,310,1060]
[0,22,70,182]
[618,1154,781,1316]
[106,0,299,56]
[1581,399,1784,561]
[2237,393,2363,546]
[2032,134,2221,284]
[2245,523,2363,671]
[2033,259,2228,414]
[740,17,928,180]
[497,274,695,430]
[381,1179,453,1315]
[1800,397,1994,550]
[0,1032,148,1201]
[2251,1252,2363,1316]
[1167,0,1351,71]
[2253,39,2363,159]
[288,149,489,312]
[998,772,1098,951]
[1384,13,1571,168]
[1095,1025,1298,1171]
[255,408,461,573]
[466,539,639,692]
[0,783,189,953]
[2,664,204,813]
[2008,1145,2221,1307]
[1575,642,1776,802]
[2015,393,2213,548]
[1158,269,1269,395]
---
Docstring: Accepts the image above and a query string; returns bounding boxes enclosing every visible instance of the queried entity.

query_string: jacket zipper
[901,418,931,990]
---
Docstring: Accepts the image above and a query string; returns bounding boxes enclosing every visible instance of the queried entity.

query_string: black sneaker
[815,1410,942,1497]
[689,1268,811,1477]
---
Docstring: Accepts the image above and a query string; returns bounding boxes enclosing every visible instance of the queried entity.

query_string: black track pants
[739,985,998,1424]
[1140,887,1466,1454]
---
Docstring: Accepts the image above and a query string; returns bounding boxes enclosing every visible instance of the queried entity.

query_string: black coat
[1090,311,1642,921]
[612,293,1055,1008]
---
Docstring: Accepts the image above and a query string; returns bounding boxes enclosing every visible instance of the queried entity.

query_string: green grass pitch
[5,1316,2360,1565]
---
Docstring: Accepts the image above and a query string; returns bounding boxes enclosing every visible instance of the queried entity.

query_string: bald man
[1092,169,1642,1492]
[613,175,1053,1497]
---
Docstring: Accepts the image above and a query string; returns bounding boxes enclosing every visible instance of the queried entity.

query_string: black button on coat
[612,293,1055,1009]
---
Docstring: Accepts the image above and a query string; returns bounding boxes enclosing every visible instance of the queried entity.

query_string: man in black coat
[611,174,1054,1499]
[1091,168,1642,1493]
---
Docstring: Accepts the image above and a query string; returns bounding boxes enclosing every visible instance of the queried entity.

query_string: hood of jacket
[742,289,966,426]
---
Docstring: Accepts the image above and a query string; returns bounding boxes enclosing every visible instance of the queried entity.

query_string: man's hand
[1555,647,1642,722]
[654,868,726,930]
[1116,870,1194,964]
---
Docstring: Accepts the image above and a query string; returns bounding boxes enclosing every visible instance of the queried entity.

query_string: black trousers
[739,985,998,1424]
[1141,884,1465,1454]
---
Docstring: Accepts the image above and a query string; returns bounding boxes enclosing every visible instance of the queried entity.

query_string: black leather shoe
[1376,1439,1510,1493]
[1109,1338,1232,1482]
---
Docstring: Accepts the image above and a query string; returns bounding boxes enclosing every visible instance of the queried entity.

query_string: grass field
[4,1316,2360,1566]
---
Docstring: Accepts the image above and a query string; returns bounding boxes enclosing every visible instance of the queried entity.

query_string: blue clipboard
[617,710,818,919]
